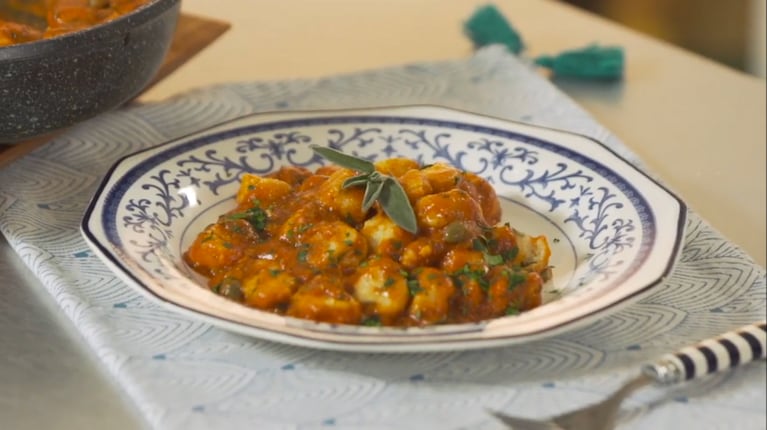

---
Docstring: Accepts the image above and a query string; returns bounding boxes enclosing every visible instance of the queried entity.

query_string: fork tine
[488,409,561,429]
[488,374,651,430]
[549,402,618,430]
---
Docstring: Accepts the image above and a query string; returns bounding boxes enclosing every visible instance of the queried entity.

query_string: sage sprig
[310,145,418,234]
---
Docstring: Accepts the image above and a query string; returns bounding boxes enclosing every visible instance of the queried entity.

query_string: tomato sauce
[184,158,552,327]
[1,0,150,46]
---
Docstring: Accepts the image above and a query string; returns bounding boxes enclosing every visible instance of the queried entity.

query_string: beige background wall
[562,0,766,78]
[749,0,766,78]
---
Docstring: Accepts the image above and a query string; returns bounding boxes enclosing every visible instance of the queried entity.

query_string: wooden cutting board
[0,13,230,168]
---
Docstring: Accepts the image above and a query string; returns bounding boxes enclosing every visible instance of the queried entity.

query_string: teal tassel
[535,45,624,80]
[464,4,524,55]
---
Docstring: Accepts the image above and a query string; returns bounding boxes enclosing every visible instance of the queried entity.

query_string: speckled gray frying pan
[0,0,180,143]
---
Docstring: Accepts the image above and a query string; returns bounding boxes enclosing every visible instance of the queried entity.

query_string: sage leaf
[379,177,418,234]
[310,144,374,173]
[225,206,268,231]
[483,252,505,266]
[361,180,384,211]
[342,174,371,189]
[311,145,419,234]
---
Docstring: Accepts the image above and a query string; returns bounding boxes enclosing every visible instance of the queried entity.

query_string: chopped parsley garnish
[483,253,504,266]
[503,269,527,290]
[407,279,423,295]
[361,315,382,326]
[503,247,519,262]
[225,203,269,231]
[472,236,518,266]
[297,245,310,263]
[453,264,490,290]
[212,278,243,301]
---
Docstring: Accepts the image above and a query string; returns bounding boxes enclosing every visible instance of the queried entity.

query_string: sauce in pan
[1,0,150,47]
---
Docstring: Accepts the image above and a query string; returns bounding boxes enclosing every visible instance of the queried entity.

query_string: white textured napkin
[0,46,764,429]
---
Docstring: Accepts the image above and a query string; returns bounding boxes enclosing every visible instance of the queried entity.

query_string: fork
[490,320,767,430]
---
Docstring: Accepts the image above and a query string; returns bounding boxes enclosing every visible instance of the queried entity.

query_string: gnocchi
[184,157,551,326]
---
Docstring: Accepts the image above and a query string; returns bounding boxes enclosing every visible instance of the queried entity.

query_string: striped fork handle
[642,321,766,385]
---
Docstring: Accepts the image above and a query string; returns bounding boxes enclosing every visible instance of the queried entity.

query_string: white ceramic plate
[81,106,686,352]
